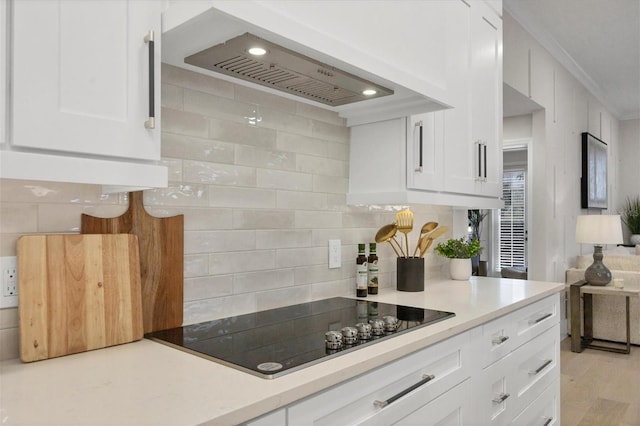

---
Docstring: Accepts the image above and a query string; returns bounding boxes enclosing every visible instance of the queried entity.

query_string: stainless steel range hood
[185,33,394,107]
[162,2,454,126]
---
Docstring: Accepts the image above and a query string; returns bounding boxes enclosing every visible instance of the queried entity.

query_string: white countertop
[0,277,564,426]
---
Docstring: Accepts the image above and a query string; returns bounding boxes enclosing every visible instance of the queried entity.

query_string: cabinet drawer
[287,331,471,425]
[510,323,560,417]
[476,324,560,425]
[511,378,560,426]
[361,378,473,426]
[481,294,559,367]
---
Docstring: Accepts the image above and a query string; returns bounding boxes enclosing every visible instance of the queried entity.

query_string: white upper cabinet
[348,0,503,208]
[2,0,167,189]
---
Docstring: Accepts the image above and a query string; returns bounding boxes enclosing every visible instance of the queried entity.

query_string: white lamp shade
[576,215,624,245]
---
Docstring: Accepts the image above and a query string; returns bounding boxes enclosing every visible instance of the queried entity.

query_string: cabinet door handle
[529,313,552,325]
[415,121,423,172]
[543,417,553,426]
[529,359,552,376]
[483,143,487,181]
[491,335,509,345]
[144,30,155,129]
[373,374,435,408]
[492,393,510,403]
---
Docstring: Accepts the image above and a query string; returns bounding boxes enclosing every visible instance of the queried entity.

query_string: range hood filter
[184,33,393,107]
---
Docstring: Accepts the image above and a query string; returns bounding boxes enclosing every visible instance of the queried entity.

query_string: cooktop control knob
[369,318,385,336]
[341,326,358,345]
[382,315,399,332]
[325,331,343,349]
[355,322,373,340]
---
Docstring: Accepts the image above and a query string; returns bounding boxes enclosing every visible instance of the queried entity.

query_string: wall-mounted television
[581,132,608,209]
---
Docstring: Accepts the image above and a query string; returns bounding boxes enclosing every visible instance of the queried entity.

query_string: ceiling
[504,0,640,120]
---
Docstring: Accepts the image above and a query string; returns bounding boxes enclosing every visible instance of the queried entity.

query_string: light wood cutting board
[81,191,184,334]
[17,234,143,362]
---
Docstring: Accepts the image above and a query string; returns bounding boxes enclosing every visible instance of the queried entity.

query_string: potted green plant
[435,238,481,280]
[621,195,640,245]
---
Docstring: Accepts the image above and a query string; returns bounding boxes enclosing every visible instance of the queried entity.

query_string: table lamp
[575,214,623,286]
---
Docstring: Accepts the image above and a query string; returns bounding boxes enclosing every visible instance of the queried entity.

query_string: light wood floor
[561,337,640,425]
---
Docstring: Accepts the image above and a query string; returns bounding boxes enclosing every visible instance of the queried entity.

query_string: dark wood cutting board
[18,234,143,362]
[81,191,184,334]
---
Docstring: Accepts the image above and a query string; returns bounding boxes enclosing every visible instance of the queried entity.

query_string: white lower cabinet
[286,331,472,425]
[245,294,561,426]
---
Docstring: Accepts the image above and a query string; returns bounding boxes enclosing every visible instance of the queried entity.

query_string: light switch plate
[328,240,341,269]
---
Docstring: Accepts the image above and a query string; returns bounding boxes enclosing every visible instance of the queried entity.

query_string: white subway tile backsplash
[276,247,327,268]
[296,154,347,177]
[161,83,183,110]
[233,269,294,294]
[294,211,342,229]
[235,145,296,171]
[235,85,296,114]
[233,209,295,229]
[208,117,277,149]
[162,64,234,100]
[209,250,275,275]
[0,204,38,233]
[162,108,209,138]
[180,208,233,230]
[0,66,453,361]
[257,169,313,191]
[276,191,327,211]
[184,254,210,278]
[312,175,349,194]
[162,133,235,164]
[183,161,256,186]
[184,275,234,302]
[255,230,312,249]
[185,230,255,255]
[209,186,276,209]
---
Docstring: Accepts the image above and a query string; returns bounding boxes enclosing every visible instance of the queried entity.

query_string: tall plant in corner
[621,195,640,245]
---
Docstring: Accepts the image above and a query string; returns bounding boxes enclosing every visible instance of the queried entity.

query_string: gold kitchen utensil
[395,209,414,258]
[375,223,404,257]
[413,221,438,257]
[426,225,449,241]
[419,237,433,257]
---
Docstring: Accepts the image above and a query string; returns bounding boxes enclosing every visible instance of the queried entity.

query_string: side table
[570,280,640,354]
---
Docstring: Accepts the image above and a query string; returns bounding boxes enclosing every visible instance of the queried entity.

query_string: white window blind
[496,170,526,271]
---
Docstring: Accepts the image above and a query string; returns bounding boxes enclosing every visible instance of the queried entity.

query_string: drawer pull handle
[373,374,435,408]
[529,359,552,376]
[529,313,552,325]
[492,393,510,403]
[543,417,553,426]
[492,335,510,345]
[144,30,155,129]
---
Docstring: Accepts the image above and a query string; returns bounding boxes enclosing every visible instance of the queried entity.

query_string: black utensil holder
[397,257,424,292]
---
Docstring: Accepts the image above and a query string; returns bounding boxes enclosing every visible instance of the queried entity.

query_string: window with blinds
[496,170,526,271]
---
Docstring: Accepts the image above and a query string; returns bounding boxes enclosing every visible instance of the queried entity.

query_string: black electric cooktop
[147,297,455,379]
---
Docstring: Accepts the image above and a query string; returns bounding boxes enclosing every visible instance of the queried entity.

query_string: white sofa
[565,246,640,344]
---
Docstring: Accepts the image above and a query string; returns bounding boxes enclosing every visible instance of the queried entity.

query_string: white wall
[504,12,621,281]
[0,65,452,360]
[618,118,640,241]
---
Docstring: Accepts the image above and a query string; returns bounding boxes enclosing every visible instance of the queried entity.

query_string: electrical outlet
[1,256,18,309]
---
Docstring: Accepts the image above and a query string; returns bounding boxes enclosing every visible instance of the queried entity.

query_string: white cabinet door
[12,0,161,161]
[443,1,502,198]
[406,112,443,191]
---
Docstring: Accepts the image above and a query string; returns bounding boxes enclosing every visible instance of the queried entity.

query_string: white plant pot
[449,258,472,281]
[630,234,640,245]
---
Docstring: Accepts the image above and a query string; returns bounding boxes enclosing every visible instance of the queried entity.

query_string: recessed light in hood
[184,33,394,107]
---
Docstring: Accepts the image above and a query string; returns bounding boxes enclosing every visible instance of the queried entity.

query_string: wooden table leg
[570,281,586,352]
